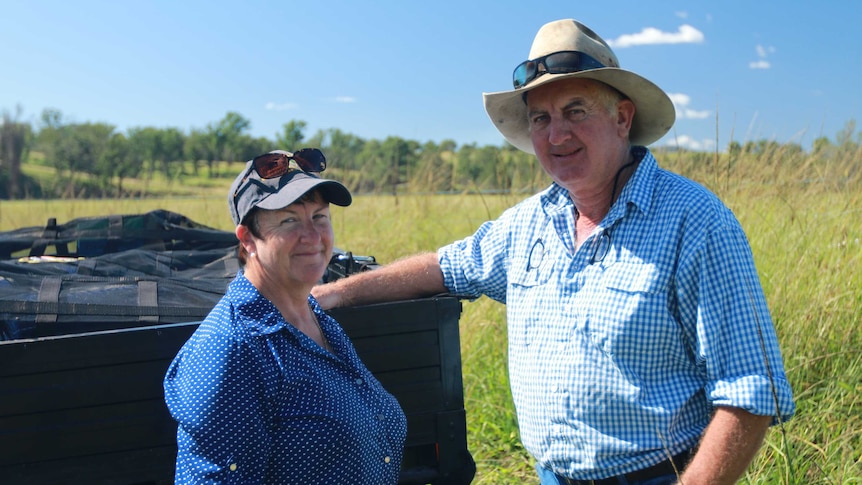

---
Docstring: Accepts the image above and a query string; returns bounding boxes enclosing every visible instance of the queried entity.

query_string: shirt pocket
[585,262,686,381]
[601,261,664,293]
[508,256,554,346]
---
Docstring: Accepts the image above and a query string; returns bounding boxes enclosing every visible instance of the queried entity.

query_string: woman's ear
[236,224,255,255]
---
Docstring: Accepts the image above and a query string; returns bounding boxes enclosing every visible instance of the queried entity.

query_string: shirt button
[384,456,391,463]
[229,463,238,471]
[377,413,386,421]
[355,378,364,385]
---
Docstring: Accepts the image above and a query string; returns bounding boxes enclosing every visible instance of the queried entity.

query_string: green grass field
[1,148,859,484]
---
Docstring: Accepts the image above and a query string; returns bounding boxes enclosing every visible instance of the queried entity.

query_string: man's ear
[616,98,636,138]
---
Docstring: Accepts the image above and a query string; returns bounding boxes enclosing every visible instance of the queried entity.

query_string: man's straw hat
[483,19,676,154]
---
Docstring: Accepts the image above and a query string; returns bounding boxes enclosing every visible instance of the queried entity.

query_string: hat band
[513,50,606,89]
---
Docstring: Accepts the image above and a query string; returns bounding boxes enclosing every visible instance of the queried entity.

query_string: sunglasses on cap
[232,148,326,201]
[513,50,606,89]
[251,148,326,178]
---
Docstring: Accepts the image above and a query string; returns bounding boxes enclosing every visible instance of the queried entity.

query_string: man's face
[526,77,634,196]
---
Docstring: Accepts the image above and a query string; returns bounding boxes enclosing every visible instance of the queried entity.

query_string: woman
[164,149,407,484]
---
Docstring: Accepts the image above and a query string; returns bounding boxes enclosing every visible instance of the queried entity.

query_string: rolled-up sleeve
[680,214,795,421]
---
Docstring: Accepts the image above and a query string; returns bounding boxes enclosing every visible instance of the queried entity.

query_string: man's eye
[568,109,587,119]
[530,114,549,125]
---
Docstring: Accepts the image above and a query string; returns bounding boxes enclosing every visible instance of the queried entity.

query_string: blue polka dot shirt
[164,271,407,484]
[438,147,795,479]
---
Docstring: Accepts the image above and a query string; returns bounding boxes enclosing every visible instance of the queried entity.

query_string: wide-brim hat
[483,19,676,154]
[229,153,352,226]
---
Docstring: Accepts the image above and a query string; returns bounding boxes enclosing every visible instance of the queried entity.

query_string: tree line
[0,105,859,200]
[0,107,552,199]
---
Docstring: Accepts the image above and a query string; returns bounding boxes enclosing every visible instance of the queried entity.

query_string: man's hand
[678,406,772,485]
[311,252,446,310]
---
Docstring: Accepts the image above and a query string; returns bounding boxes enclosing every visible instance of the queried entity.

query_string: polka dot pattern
[164,271,407,484]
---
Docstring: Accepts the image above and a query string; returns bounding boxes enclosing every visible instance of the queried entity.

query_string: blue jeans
[536,465,678,485]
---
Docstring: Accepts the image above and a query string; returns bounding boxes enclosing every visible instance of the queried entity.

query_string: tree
[127,127,162,180]
[727,141,742,156]
[36,111,116,198]
[0,106,31,199]
[200,112,252,177]
[96,133,137,196]
[158,127,185,179]
[235,135,272,163]
[322,128,365,172]
[185,128,217,177]
[215,112,252,164]
[381,136,419,196]
[275,120,307,150]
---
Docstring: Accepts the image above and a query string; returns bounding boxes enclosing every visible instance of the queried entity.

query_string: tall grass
[1,145,860,484]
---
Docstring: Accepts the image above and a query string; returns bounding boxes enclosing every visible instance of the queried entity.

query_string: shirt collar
[619,146,657,218]
[228,271,289,336]
[539,146,658,222]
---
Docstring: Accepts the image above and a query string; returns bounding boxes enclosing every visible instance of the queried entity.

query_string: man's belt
[557,449,694,485]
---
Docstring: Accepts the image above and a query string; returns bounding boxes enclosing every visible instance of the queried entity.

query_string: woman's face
[239,192,334,294]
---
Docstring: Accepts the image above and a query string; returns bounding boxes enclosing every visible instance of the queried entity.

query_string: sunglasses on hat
[232,148,326,201]
[252,148,326,178]
[512,50,606,89]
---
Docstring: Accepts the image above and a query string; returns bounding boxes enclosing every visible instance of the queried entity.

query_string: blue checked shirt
[164,272,406,484]
[438,147,795,479]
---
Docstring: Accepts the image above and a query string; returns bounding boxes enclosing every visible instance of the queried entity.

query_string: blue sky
[2,0,860,152]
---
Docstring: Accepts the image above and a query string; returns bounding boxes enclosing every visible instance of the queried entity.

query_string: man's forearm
[312,252,446,309]
[679,406,772,485]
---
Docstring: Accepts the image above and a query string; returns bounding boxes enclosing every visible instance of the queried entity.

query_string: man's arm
[313,252,447,310]
[678,406,772,485]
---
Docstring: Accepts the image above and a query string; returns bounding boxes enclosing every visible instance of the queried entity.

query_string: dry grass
[2,143,860,484]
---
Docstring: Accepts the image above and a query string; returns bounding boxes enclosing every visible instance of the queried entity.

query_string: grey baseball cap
[228,153,352,226]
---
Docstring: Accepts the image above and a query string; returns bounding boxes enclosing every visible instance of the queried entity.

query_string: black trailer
[0,210,475,485]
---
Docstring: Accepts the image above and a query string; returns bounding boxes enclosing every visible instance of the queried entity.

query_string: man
[313,19,794,485]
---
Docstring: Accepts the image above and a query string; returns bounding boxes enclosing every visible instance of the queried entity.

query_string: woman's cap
[228,150,352,225]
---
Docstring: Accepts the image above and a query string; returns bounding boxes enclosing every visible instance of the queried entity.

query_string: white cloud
[663,134,716,151]
[749,44,775,70]
[756,45,776,57]
[607,24,704,48]
[668,93,711,119]
[265,102,297,111]
[331,96,357,103]
[675,11,688,19]
[668,93,691,106]
[749,60,771,69]
[682,109,711,119]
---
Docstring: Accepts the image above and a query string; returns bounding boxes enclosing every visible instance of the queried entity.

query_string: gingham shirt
[164,272,406,484]
[438,147,795,479]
